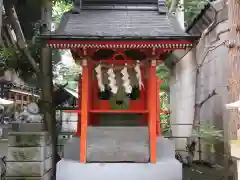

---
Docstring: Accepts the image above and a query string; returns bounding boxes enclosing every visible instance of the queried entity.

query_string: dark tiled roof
[43,6,197,40]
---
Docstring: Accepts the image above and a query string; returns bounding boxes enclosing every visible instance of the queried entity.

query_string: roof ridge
[82,0,162,5]
[81,5,159,11]
[72,0,166,13]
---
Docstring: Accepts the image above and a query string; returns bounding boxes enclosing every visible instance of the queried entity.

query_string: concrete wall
[170,0,228,165]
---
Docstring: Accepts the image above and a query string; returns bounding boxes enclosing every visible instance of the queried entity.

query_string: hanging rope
[107,66,118,94]
[134,60,144,90]
[121,64,132,94]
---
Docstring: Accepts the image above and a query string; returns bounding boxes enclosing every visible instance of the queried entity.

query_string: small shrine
[40,0,197,179]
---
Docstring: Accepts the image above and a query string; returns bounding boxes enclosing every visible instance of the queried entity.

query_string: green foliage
[184,0,207,26]
[53,1,72,24]
[157,64,171,134]
[157,64,170,91]
[165,0,208,27]
[0,46,37,80]
[54,61,82,90]
[0,47,16,71]
[192,123,224,142]
[160,92,170,133]
[51,1,82,90]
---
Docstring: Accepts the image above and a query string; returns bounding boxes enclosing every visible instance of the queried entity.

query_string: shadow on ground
[183,163,229,180]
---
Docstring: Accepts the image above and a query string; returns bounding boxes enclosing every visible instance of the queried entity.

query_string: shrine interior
[76,49,150,127]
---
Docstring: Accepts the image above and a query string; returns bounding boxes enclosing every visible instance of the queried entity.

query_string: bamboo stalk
[0,0,3,42]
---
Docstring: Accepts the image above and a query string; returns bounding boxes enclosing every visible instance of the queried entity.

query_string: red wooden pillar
[156,78,161,136]
[76,76,82,136]
[148,60,157,163]
[80,59,89,163]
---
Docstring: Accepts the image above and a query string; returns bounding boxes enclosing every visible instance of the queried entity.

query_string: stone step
[63,136,177,162]
[6,170,52,180]
[8,132,51,147]
[86,126,149,162]
[7,145,52,161]
[6,157,52,177]
[56,158,182,180]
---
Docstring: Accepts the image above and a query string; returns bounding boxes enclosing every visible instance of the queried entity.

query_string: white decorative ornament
[95,64,105,92]
[123,82,132,94]
[107,67,118,94]
[121,65,132,94]
[134,60,144,90]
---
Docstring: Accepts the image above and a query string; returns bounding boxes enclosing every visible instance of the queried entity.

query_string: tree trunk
[228,0,240,144]
[40,0,56,179]
[0,0,3,43]
[228,0,240,179]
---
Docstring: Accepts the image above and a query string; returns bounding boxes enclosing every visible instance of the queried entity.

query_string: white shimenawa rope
[121,64,132,94]
[134,60,144,90]
[107,67,118,94]
[95,64,105,92]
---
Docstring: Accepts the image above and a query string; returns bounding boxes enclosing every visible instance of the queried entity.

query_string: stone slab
[86,127,149,162]
[56,158,182,180]
[63,136,176,161]
[8,132,50,147]
[59,137,180,180]
[7,145,52,161]
[6,170,52,180]
[6,157,52,177]
[11,123,46,132]
[98,114,143,126]
[0,139,8,157]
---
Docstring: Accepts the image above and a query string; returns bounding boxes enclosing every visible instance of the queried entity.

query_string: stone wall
[170,0,228,165]
[170,49,197,154]
[5,123,52,180]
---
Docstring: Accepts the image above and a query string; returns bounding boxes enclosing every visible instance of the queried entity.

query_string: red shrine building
[40,0,197,179]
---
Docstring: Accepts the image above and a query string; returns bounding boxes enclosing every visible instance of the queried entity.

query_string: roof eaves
[38,34,199,41]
